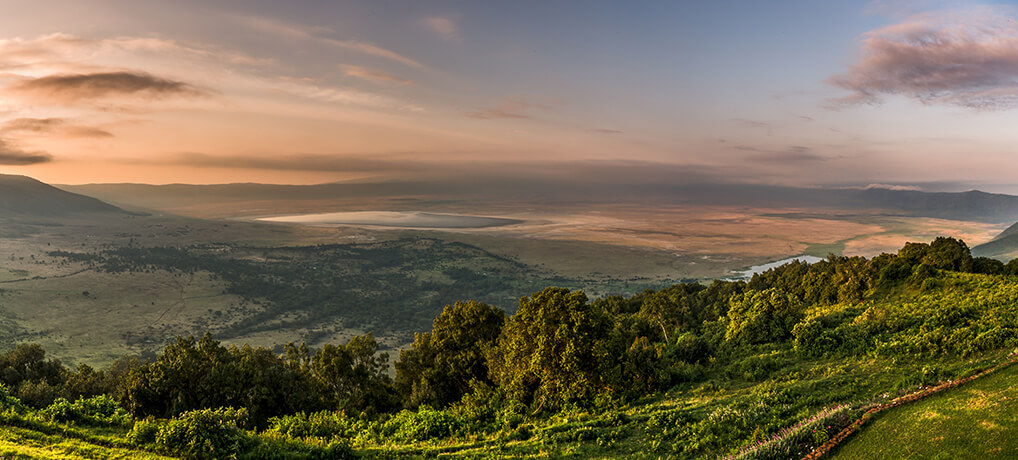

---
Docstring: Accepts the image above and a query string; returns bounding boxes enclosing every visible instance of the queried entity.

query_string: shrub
[382,406,464,442]
[155,407,253,460]
[0,383,24,413]
[265,411,358,441]
[41,395,131,426]
[128,417,163,445]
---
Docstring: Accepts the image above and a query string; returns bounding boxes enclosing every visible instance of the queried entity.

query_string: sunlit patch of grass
[0,424,172,459]
[831,362,1018,459]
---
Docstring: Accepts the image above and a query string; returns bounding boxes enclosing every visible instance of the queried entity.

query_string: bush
[155,407,253,459]
[382,406,464,442]
[128,417,163,445]
[0,384,24,413]
[265,411,358,441]
[41,395,131,426]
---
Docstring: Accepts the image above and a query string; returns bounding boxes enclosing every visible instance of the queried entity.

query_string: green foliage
[155,407,253,460]
[127,416,163,445]
[0,383,24,413]
[307,334,398,415]
[922,236,973,272]
[41,395,130,426]
[8,236,1018,459]
[265,411,359,441]
[382,406,464,442]
[395,300,505,408]
[489,287,620,411]
[726,288,803,345]
[0,343,67,408]
[123,334,325,425]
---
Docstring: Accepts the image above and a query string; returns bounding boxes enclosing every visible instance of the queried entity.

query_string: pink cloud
[342,65,414,85]
[423,17,460,41]
[829,6,1018,109]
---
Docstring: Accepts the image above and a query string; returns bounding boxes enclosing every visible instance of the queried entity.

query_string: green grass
[831,361,1018,459]
[0,423,172,459]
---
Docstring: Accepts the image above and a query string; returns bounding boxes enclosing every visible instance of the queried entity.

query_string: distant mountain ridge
[0,174,124,217]
[973,219,1018,260]
[64,180,1018,224]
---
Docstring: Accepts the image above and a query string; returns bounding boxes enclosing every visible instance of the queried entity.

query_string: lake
[731,255,825,279]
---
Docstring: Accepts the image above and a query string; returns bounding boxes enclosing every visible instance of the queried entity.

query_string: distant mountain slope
[64,180,1018,223]
[0,174,124,217]
[972,221,1018,260]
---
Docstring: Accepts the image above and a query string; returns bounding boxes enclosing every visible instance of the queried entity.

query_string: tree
[395,300,505,408]
[638,283,704,343]
[309,334,397,414]
[725,288,803,345]
[489,288,618,411]
[923,236,973,272]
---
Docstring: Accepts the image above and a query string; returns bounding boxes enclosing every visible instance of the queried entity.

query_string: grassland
[831,359,1018,459]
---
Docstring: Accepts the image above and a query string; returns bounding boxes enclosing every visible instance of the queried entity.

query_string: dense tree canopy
[395,300,505,408]
[489,287,620,410]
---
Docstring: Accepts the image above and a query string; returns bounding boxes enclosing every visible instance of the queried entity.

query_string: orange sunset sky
[2,0,1018,192]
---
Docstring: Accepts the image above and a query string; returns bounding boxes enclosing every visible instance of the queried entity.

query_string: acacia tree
[489,287,618,411]
[395,300,505,408]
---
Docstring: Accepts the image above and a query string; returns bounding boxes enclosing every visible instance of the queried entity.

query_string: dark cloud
[11,71,206,102]
[2,118,113,138]
[829,7,1018,109]
[0,139,52,165]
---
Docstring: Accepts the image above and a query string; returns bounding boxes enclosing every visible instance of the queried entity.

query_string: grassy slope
[2,265,1018,458]
[0,422,171,459]
[831,361,1018,459]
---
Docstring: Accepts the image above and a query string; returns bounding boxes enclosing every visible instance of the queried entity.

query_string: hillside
[830,361,1018,458]
[2,237,1018,459]
[973,219,1018,260]
[0,174,124,217]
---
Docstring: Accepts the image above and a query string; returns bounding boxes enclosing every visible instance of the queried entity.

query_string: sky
[2,0,1018,191]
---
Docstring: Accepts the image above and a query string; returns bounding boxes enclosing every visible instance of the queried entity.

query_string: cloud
[587,128,623,134]
[238,15,332,40]
[10,71,206,102]
[2,118,113,138]
[153,152,426,173]
[0,33,273,70]
[742,145,829,163]
[423,17,460,41]
[323,39,424,68]
[466,96,550,119]
[342,65,414,85]
[0,139,52,165]
[829,6,1018,109]
[865,183,924,191]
